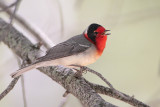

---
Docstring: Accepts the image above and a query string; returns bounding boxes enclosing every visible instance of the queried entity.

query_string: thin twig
[56,0,64,37]
[86,67,114,89]
[21,75,27,107]
[70,65,114,89]
[0,1,52,49]
[9,0,21,25]
[0,77,20,100]
[0,1,17,12]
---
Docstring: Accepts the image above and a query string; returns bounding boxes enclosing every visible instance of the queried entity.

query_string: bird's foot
[74,69,83,78]
[73,66,87,78]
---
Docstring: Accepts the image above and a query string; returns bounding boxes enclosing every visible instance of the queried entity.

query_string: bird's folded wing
[36,40,91,63]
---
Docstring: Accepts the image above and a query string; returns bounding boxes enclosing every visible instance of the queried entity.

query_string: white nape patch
[84,28,88,35]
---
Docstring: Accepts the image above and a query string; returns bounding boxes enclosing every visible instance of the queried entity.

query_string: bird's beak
[105,30,111,35]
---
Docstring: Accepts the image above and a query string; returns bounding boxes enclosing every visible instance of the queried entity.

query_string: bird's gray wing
[37,35,92,62]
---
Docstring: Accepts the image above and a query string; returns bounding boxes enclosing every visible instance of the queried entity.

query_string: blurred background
[0,0,160,107]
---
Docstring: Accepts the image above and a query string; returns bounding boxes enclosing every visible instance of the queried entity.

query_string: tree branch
[85,80,149,107]
[0,18,117,107]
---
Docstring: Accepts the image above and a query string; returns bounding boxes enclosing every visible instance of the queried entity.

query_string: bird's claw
[73,66,88,78]
[74,71,83,78]
[80,66,88,74]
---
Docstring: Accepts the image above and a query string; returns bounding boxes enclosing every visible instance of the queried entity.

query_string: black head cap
[87,23,101,35]
[87,23,101,43]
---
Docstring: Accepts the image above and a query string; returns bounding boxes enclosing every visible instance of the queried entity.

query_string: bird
[11,23,110,78]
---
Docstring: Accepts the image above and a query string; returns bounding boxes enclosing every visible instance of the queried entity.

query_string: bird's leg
[70,65,88,78]
[80,66,88,74]
[73,68,83,78]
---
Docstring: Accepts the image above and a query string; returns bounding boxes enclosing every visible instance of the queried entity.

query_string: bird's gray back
[36,34,93,62]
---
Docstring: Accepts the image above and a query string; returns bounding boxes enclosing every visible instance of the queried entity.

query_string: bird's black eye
[94,32,98,35]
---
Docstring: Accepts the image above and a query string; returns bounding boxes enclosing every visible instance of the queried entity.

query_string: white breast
[39,45,100,67]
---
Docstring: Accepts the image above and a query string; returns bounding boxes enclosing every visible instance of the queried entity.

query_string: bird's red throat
[95,35,107,55]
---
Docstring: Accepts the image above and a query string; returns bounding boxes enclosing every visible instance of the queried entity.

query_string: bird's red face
[84,23,110,55]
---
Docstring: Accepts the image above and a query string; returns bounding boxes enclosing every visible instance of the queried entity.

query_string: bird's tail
[10,63,37,78]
